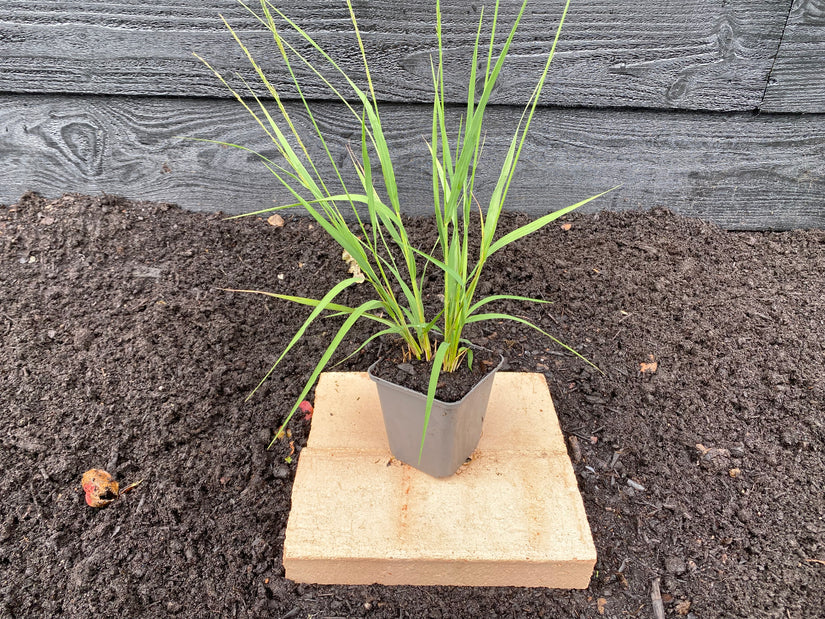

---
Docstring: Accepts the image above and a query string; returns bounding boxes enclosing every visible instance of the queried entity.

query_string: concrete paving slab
[283,372,596,588]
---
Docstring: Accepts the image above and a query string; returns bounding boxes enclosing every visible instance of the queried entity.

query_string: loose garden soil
[1,192,823,618]
[370,340,502,403]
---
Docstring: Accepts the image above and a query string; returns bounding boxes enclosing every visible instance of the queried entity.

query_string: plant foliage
[195,0,618,454]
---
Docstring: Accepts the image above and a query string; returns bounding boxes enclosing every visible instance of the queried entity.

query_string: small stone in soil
[627,479,645,492]
[397,363,415,375]
[665,556,687,575]
[730,443,746,458]
[272,465,290,479]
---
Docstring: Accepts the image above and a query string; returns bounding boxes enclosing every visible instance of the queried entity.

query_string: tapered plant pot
[367,353,504,478]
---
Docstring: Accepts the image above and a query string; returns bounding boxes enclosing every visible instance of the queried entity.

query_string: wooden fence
[0,0,822,229]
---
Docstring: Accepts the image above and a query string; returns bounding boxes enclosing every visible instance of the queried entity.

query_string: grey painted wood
[1,94,822,230]
[0,0,787,112]
[760,0,825,113]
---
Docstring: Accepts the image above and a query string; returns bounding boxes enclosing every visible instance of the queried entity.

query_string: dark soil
[1,191,824,619]
[370,340,501,402]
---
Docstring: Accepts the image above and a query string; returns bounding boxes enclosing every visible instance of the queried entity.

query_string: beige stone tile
[285,372,595,588]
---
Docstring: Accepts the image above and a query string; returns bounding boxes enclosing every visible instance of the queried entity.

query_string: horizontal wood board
[0,0,788,112]
[1,95,823,230]
[760,0,825,113]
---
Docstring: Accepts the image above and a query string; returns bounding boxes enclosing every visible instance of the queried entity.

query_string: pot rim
[367,344,504,406]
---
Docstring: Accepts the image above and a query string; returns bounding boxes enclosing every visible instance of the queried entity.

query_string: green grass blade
[441,0,528,217]
[480,0,573,255]
[346,0,378,108]
[221,288,395,328]
[223,193,375,220]
[467,294,552,316]
[409,245,465,289]
[330,326,400,368]
[224,277,361,400]
[465,312,603,374]
[270,299,384,448]
[419,340,451,463]
[488,186,622,257]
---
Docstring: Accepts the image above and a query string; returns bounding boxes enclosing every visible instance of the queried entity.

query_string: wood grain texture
[1,94,823,229]
[0,0,787,112]
[760,0,825,113]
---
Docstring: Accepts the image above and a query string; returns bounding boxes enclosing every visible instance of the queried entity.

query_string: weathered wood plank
[1,94,823,229]
[760,0,825,113]
[0,0,787,112]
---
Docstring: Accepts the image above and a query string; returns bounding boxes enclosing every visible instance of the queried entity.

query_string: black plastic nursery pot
[367,352,504,478]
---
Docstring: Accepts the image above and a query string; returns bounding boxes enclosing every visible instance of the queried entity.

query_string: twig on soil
[119,479,144,496]
[2,311,13,335]
[544,313,562,328]
[568,435,582,463]
[28,480,46,519]
[805,558,825,566]
[651,577,666,619]
[569,425,604,442]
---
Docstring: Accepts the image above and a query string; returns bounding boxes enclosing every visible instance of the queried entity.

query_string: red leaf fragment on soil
[298,400,314,420]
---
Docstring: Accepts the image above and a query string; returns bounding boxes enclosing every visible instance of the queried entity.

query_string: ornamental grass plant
[196,0,617,453]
